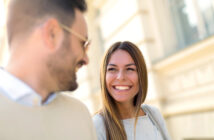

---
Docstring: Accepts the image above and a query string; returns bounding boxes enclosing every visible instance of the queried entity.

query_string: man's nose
[83,53,89,65]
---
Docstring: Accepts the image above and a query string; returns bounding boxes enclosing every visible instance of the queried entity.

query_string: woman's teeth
[114,86,130,90]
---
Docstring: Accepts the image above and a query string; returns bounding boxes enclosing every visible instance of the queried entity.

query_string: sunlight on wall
[99,0,138,39]
[0,0,9,67]
[0,0,6,28]
[105,15,144,49]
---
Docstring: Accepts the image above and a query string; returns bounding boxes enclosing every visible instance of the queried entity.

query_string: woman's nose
[116,70,125,80]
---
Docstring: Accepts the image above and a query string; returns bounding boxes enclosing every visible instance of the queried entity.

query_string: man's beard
[62,68,78,91]
[47,35,78,92]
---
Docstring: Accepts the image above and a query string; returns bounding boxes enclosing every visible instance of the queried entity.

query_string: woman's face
[106,49,139,105]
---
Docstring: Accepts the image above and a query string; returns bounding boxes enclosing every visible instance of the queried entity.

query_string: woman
[93,41,170,140]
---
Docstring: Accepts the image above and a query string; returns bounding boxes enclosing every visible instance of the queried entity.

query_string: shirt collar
[0,68,56,106]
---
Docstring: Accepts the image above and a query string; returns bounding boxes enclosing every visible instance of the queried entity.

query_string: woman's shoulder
[141,104,162,116]
[141,104,166,125]
[141,104,171,140]
[93,113,104,124]
[93,113,106,131]
[92,113,107,140]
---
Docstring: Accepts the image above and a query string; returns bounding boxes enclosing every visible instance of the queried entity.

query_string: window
[169,0,214,49]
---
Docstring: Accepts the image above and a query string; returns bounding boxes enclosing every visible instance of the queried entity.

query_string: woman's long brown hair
[99,41,148,140]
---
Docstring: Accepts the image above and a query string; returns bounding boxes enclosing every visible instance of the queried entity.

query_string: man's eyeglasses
[59,23,90,50]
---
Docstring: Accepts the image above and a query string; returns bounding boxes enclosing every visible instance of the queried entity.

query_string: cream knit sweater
[0,93,97,140]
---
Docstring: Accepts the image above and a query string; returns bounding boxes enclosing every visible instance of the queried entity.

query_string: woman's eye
[127,68,135,71]
[107,68,116,71]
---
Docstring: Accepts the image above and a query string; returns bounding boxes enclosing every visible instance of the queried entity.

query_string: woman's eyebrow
[107,64,117,66]
[125,63,136,67]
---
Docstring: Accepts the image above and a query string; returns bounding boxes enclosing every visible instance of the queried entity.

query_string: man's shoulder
[57,94,83,104]
[55,94,89,113]
[56,94,97,139]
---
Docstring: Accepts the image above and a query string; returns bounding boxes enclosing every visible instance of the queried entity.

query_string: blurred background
[1,0,214,139]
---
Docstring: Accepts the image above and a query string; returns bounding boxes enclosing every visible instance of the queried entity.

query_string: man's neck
[5,63,52,102]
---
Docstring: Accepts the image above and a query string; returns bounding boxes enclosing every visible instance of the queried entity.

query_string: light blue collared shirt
[0,68,56,106]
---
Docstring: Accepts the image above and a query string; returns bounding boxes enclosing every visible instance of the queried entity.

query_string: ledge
[153,36,214,72]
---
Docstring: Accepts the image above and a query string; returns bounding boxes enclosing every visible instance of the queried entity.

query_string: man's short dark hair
[7,0,87,44]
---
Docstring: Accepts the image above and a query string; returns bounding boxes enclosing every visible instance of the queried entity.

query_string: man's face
[47,9,89,92]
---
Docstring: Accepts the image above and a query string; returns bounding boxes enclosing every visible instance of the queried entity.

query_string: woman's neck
[116,103,145,119]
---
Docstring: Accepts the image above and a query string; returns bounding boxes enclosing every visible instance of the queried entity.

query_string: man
[0,0,97,140]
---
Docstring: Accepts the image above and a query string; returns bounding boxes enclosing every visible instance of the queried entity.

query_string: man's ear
[42,18,64,50]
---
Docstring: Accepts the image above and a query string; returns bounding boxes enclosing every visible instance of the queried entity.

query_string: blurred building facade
[0,0,214,139]
[86,0,214,139]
